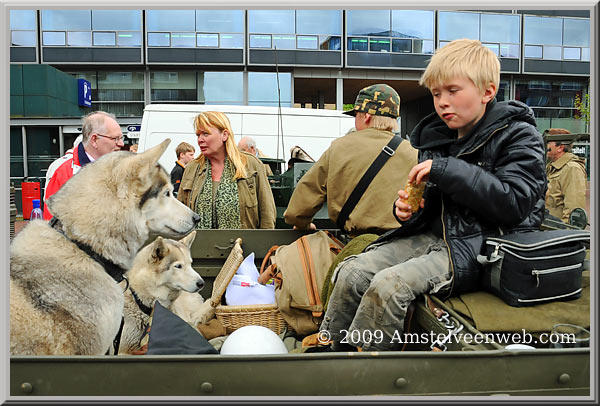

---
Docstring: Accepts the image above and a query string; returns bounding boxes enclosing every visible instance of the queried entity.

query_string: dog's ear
[131,139,171,170]
[179,230,196,248]
[151,236,169,262]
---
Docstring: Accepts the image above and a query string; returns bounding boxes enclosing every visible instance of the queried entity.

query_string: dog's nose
[196,279,205,292]
[192,212,201,224]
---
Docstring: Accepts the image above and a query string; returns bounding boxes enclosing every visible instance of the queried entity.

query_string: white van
[137,104,355,173]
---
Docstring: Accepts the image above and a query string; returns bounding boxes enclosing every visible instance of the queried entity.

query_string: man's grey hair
[81,111,117,143]
[240,136,256,150]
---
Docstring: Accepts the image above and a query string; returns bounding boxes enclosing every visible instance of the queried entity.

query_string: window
[91,10,141,31]
[151,71,197,102]
[515,79,588,133]
[524,16,590,61]
[10,10,37,48]
[196,10,244,33]
[93,32,116,46]
[148,33,170,47]
[12,31,37,47]
[67,32,92,47]
[197,33,219,47]
[249,10,341,52]
[248,72,292,107]
[146,10,195,31]
[220,34,244,49]
[248,10,295,34]
[439,11,520,60]
[42,10,91,31]
[43,32,66,46]
[117,32,141,47]
[171,33,196,47]
[347,10,434,55]
[200,71,244,104]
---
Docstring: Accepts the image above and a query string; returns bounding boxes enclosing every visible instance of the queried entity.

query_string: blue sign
[127,125,141,132]
[78,78,92,108]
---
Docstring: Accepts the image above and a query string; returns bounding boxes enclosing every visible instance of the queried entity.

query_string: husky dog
[10,139,200,355]
[120,231,215,354]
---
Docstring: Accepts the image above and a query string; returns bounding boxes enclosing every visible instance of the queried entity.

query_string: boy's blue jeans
[320,231,452,351]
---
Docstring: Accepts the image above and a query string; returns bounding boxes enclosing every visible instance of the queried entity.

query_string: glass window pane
[524,45,542,58]
[347,10,390,36]
[370,38,390,52]
[220,33,244,48]
[146,10,195,31]
[296,10,341,35]
[483,43,499,56]
[10,10,37,30]
[414,39,434,54]
[117,32,141,47]
[94,102,144,117]
[564,18,589,47]
[11,31,36,47]
[171,33,196,47]
[248,72,292,106]
[496,80,510,102]
[248,10,295,34]
[67,31,92,47]
[438,11,480,41]
[563,47,581,60]
[320,36,341,50]
[148,32,170,47]
[196,10,244,33]
[347,37,368,51]
[97,71,144,101]
[93,32,116,46]
[543,46,562,60]
[391,10,434,39]
[197,33,218,47]
[273,35,296,50]
[200,71,243,104]
[92,10,141,31]
[297,35,318,49]
[43,31,66,46]
[500,43,519,58]
[582,47,590,61]
[392,39,411,53]
[524,16,562,46]
[250,34,271,48]
[42,10,91,31]
[151,71,197,102]
[480,13,520,44]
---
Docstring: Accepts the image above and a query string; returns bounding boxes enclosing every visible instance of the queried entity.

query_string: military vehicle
[10,138,591,397]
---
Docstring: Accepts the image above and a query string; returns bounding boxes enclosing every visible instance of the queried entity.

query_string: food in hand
[404,181,426,213]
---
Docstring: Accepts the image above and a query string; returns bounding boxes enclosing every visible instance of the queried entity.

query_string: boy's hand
[395,190,425,221]
[407,160,433,184]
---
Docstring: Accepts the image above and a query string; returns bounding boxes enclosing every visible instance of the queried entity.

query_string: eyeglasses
[95,133,124,143]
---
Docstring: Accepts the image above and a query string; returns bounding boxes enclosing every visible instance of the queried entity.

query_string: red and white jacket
[43,143,92,220]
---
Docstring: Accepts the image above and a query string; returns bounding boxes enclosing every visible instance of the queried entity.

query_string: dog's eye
[174,263,183,269]
[165,190,171,197]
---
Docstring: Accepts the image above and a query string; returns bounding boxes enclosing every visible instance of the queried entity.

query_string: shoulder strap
[336,135,403,230]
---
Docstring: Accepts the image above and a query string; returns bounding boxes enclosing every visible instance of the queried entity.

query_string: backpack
[258,231,344,335]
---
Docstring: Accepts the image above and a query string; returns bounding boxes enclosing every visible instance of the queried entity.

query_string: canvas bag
[258,231,344,335]
[478,229,589,307]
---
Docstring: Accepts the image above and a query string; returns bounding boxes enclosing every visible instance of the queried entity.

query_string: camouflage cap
[343,84,400,118]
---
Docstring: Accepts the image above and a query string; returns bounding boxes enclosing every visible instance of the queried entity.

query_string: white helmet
[220,326,288,355]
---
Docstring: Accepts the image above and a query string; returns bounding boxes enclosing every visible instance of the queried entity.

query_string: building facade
[9,8,592,212]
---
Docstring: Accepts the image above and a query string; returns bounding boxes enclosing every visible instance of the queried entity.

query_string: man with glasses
[43,111,124,220]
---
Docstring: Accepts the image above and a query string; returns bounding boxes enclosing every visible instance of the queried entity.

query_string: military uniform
[284,84,418,236]
[546,152,587,223]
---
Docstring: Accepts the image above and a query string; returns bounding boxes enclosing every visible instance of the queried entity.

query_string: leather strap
[336,135,403,230]
[130,288,153,317]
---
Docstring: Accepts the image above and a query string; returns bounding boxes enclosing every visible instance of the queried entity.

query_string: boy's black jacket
[379,98,547,297]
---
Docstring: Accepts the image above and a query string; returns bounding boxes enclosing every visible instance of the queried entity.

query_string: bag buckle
[382,145,395,156]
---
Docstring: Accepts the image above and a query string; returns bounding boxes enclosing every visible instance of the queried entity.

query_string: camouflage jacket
[283,127,418,236]
[178,152,276,229]
[546,152,587,223]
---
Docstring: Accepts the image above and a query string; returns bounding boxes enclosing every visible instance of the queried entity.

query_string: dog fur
[10,139,200,355]
[119,231,215,354]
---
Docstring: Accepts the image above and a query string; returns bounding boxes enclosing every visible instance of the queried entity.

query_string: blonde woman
[178,111,276,229]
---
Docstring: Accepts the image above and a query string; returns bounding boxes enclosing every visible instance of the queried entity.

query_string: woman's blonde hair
[193,111,247,179]
[419,39,500,95]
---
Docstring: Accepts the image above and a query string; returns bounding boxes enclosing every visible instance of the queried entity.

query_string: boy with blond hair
[170,142,195,196]
[320,39,547,351]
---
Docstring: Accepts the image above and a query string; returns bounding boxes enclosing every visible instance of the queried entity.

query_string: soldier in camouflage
[284,84,418,236]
